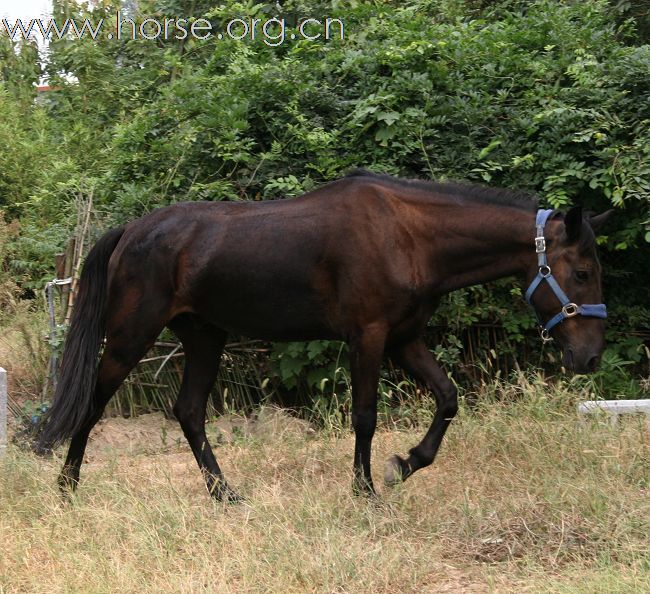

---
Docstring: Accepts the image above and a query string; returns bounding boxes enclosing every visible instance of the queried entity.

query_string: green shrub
[2,0,648,400]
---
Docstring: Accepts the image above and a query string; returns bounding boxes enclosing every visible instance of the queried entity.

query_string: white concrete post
[0,368,6,457]
[578,399,650,428]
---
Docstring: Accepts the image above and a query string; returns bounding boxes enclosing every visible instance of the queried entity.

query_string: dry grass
[0,305,48,407]
[1,379,649,593]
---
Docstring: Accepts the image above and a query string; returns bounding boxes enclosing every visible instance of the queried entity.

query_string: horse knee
[352,410,377,439]
[438,385,458,420]
[441,400,458,420]
[173,403,203,436]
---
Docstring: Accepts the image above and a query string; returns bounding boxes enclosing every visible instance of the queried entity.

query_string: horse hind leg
[58,295,170,495]
[168,315,242,503]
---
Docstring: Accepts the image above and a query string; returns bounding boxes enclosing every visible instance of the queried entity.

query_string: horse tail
[38,226,126,449]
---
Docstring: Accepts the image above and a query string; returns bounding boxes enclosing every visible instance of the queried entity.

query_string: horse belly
[190,252,337,341]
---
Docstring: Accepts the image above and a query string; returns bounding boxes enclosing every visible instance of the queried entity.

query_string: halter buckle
[562,303,579,318]
[527,209,607,345]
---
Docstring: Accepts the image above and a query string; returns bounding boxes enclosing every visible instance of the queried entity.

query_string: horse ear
[564,206,583,243]
[589,209,614,233]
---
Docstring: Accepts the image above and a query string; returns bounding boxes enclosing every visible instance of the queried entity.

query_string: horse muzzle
[563,348,602,375]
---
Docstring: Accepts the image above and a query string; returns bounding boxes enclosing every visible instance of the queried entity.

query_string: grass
[1,376,648,593]
[0,305,50,427]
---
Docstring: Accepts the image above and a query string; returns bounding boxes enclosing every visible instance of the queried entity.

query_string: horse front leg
[384,338,458,485]
[348,323,387,496]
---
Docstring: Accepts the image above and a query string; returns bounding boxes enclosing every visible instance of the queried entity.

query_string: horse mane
[344,168,538,212]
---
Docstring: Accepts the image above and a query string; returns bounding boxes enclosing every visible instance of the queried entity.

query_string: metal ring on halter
[526,209,608,344]
[562,303,579,317]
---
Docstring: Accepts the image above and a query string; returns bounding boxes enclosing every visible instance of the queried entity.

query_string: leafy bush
[1,0,648,398]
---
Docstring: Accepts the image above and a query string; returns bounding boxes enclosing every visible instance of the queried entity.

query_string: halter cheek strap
[525,209,607,342]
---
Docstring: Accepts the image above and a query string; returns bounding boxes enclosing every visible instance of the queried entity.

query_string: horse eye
[575,270,589,282]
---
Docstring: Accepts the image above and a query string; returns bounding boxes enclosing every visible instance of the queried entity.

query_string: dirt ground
[4,402,647,593]
[82,409,491,593]
[85,406,317,462]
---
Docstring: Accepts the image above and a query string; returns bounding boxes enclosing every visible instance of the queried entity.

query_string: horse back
[107,181,436,341]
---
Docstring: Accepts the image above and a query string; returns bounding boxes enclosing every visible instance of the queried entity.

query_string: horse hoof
[212,484,245,504]
[351,477,376,498]
[225,490,245,504]
[57,468,79,500]
[384,455,405,486]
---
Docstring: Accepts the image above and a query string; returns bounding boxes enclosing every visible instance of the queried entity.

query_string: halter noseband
[525,209,607,342]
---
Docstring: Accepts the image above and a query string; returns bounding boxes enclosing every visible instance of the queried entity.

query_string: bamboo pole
[65,190,93,325]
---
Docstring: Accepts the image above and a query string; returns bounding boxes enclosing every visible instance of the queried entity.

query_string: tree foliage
[1,0,648,391]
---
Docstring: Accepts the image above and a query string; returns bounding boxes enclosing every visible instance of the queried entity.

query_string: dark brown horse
[39,170,612,501]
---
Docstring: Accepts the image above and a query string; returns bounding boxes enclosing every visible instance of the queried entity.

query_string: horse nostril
[563,348,574,371]
[587,355,600,373]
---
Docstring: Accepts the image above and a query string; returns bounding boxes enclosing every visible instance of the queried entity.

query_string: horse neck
[424,203,537,294]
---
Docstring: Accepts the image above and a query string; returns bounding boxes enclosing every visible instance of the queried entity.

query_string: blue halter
[525,209,607,342]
